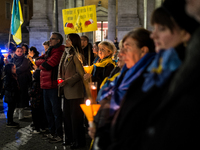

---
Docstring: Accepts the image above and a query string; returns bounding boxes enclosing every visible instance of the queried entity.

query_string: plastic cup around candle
[80,103,101,127]
[90,82,97,104]
[57,78,64,84]
[31,70,35,74]
[84,65,92,73]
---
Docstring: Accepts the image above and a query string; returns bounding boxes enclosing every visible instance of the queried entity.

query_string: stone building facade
[28,0,164,53]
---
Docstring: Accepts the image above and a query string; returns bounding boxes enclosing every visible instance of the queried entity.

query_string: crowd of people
[1,0,200,149]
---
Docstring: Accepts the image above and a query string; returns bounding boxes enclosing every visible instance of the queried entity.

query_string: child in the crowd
[28,68,47,133]
[3,63,20,127]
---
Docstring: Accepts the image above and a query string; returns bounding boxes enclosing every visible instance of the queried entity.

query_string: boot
[18,108,24,120]
[13,108,19,118]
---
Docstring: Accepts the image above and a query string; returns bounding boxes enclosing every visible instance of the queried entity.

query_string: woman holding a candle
[90,28,156,149]
[83,41,116,92]
[57,33,86,149]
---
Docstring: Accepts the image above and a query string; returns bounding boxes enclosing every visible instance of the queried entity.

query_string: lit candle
[90,85,97,104]
[31,70,35,74]
[57,78,64,84]
[80,99,101,127]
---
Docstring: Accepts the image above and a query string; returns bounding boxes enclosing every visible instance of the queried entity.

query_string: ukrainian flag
[11,0,23,45]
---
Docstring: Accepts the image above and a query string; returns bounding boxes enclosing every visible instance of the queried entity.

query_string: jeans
[43,88,63,137]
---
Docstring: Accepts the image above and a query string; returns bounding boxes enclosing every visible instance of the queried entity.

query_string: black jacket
[107,45,186,150]
[3,75,20,103]
[140,27,200,150]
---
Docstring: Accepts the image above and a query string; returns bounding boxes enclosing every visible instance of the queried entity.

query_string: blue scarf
[142,48,182,92]
[100,53,156,112]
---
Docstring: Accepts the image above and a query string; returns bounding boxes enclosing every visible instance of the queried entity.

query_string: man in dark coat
[81,35,94,65]
[35,32,64,143]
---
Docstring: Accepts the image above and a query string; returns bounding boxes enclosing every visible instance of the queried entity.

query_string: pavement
[0,100,92,150]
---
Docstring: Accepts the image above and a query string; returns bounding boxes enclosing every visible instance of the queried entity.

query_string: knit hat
[162,0,199,34]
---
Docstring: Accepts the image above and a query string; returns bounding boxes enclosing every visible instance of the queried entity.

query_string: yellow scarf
[100,72,120,89]
[89,57,116,74]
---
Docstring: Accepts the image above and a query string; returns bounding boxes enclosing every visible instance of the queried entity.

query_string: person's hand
[33,65,38,70]
[83,73,92,80]
[88,126,96,139]
[58,80,67,87]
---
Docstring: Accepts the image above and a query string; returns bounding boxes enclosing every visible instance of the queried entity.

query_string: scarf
[89,56,116,76]
[13,54,25,67]
[142,48,182,92]
[45,43,62,59]
[100,53,156,113]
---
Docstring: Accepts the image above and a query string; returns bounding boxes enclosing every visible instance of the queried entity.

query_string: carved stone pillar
[29,0,51,54]
[117,0,141,40]
[108,0,116,41]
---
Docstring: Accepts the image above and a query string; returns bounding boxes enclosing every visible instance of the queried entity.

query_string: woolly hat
[162,0,199,34]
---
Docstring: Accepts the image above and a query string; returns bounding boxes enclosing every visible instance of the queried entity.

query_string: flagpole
[7,27,11,51]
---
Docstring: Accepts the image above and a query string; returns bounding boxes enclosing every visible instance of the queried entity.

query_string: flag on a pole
[11,0,23,45]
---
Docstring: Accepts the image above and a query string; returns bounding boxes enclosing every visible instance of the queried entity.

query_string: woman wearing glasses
[83,41,116,91]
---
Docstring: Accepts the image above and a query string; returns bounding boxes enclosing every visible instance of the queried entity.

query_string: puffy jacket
[36,45,64,89]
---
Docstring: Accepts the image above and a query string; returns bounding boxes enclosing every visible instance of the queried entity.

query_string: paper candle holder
[80,104,101,121]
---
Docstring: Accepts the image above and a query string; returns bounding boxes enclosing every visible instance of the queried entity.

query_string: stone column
[117,0,141,41]
[29,0,51,54]
[146,0,155,31]
[108,0,116,41]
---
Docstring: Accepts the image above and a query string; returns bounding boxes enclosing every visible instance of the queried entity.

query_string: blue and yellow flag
[11,0,23,45]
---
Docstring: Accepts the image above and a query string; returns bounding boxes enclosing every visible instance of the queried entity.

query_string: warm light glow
[31,70,35,74]
[91,85,96,89]
[84,65,92,73]
[86,99,91,106]
[57,78,64,84]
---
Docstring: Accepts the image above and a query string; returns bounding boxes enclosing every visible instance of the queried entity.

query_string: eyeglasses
[50,38,58,40]
[99,48,110,53]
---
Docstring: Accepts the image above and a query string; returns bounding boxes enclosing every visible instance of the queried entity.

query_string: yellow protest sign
[62,5,97,34]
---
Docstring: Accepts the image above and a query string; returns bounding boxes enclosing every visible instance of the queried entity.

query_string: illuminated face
[43,45,49,52]
[81,37,87,48]
[123,37,143,69]
[66,37,72,47]
[28,50,34,57]
[92,43,98,54]
[117,47,126,68]
[22,46,27,54]
[98,44,112,59]
[150,23,184,52]
[49,34,60,47]
[15,48,23,56]
[12,65,16,74]
[186,0,200,22]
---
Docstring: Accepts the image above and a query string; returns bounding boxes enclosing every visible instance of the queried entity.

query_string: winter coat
[11,54,32,108]
[28,69,43,108]
[91,56,115,92]
[58,48,85,99]
[3,75,20,103]
[140,27,200,150]
[36,44,64,89]
[107,45,186,150]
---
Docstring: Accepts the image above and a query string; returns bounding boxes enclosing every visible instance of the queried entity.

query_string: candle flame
[86,99,91,106]
[91,85,96,89]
